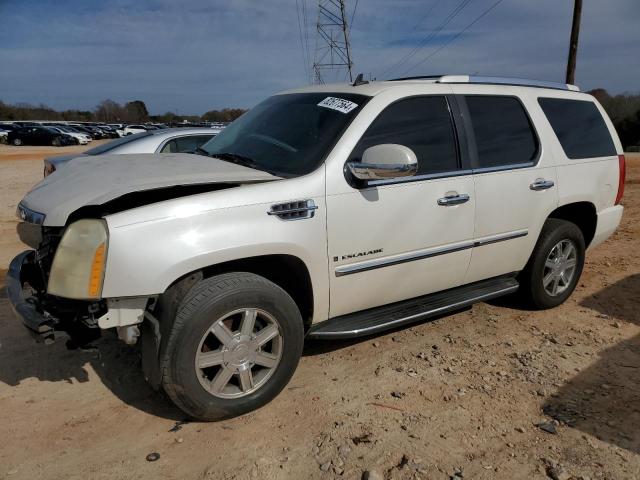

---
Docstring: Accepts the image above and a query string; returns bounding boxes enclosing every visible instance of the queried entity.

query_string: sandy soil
[0,146,638,480]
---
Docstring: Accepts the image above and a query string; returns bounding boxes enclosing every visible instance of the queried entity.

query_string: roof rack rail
[389,74,580,92]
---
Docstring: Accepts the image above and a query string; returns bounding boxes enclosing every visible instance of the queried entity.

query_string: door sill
[307,274,519,340]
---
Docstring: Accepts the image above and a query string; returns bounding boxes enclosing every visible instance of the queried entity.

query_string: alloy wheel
[195,308,283,399]
[542,239,578,296]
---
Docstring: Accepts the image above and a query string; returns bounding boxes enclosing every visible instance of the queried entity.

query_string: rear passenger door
[451,89,559,283]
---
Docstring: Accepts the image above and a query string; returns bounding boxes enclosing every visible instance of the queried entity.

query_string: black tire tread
[161,272,301,420]
[519,218,585,309]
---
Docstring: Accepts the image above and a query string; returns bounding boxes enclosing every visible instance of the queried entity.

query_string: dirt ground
[0,144,638,480]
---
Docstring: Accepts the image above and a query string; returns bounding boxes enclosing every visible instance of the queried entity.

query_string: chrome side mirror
[347,144,418,181]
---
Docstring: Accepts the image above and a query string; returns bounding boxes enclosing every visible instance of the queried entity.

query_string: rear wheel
[12,138,22,146]
[161,272,304,420]
[519,218,585,309]
[51,137,61,147]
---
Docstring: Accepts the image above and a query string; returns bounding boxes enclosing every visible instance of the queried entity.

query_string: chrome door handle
[530,179,555,191]
[437,193,470,206]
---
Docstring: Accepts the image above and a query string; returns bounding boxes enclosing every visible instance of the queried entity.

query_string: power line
[379,0,474,79]
[393,0,475,76]
[350,0,360,29]
[295,0,310,80]
[377,0,444,78]
[302,0,312,81]
[402,0,505,74]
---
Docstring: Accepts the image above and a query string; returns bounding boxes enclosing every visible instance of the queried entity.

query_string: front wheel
[161,272,304,421]
[519,218,585,309]
[12,138,22,146]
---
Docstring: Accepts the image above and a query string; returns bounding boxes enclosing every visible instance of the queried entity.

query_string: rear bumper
[7,250,59,342]
[590,205,624,249]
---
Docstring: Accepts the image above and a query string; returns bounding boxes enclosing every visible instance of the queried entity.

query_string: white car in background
[123,125,147,136]
[108,124,126,137]
[43,127,222,176]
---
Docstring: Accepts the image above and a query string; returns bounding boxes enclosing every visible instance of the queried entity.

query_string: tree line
[1,92,639,147]
[0,99,246,124]
[588,89,640,148]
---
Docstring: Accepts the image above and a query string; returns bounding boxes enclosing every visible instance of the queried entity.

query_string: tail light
[615,154,626,205]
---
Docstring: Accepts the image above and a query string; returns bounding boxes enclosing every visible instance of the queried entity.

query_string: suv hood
[21,153,281,226]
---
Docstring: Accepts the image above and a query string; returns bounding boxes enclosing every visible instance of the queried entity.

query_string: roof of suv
[281,75,582,97]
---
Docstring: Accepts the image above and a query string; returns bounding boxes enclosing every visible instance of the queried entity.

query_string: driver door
[326,95,476,318]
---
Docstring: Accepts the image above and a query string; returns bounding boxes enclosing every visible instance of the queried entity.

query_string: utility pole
[565,0,582,85]
[312,0,354,84]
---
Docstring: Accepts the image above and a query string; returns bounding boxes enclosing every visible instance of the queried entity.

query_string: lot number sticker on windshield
[318,97,359,114]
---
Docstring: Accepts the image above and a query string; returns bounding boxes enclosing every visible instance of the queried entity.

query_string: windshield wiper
[212,152,263,170]
[209,152,284,177]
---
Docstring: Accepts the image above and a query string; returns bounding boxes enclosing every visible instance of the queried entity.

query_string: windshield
[199,92,369,177]
[84,131,153,155]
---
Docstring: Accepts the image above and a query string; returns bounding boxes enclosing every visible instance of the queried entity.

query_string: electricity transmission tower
[312,0,354,84]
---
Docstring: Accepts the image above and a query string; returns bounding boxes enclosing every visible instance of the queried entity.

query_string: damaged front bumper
[7,251,59,343]
[7,250,102,344]
[7,250,151,346]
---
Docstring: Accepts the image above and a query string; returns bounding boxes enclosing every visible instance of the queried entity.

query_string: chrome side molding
[335,229,528,277]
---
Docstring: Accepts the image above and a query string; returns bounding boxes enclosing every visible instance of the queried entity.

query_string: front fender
[102,196,329,324]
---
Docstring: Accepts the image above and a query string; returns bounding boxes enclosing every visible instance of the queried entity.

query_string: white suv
[8,75,625,420]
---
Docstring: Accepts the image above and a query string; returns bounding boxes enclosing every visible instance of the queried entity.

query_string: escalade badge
[333,249,383,262]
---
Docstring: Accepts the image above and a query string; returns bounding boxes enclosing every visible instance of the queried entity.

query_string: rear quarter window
[538,98,616,159]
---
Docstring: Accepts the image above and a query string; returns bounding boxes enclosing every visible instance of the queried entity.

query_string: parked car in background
[0,124,18,143]
[45,126,91,145]
[7,126,75,146]
[95,125,119,138]
[68,124,104,140]
[108,124,126,137]
[123,125,148,135]
[43,127,222,176]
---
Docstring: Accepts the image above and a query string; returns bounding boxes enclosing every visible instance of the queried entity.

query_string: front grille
[35,226,64,289]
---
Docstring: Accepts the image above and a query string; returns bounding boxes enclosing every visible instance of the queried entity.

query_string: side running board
[307,275,519,340]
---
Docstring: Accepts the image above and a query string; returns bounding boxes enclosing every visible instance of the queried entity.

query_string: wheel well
[189,255,314,331]
[548,202,597,247]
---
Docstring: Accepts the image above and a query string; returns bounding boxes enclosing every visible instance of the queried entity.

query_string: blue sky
[0,0,638,115]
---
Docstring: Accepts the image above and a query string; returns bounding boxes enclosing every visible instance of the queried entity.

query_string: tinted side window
[538,98,616,159]
[350,96,458,175]
[465,96,538,168]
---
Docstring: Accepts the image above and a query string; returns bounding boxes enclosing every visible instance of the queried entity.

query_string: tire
[161,272,304,421]
[51,137,60,147]
[519,218,585,309]
[12,138,22,146]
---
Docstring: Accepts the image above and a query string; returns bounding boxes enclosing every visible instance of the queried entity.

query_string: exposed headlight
[48,219,108,299]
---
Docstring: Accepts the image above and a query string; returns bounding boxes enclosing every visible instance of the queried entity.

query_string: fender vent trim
[268,199,317,221]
